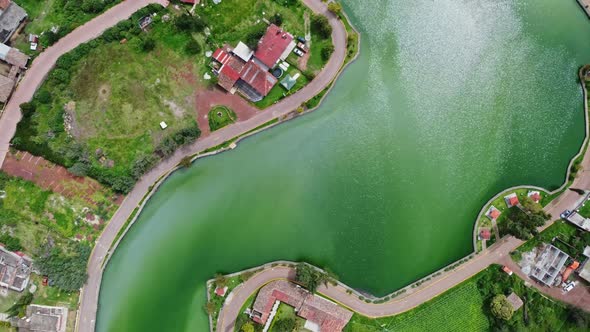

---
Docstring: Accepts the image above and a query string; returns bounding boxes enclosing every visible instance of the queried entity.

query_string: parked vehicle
[297,42,307,52]
[297,36,306,43]
[560,210,572,219]
[293,48,304,57]
[563,281,576,292]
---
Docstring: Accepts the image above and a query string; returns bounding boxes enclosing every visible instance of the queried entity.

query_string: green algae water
[98,0,590,330]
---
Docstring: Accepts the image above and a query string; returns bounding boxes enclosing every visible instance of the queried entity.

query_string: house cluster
[0,0,26,44]
[0,244,32,292]
[10,304,68,332]
[248,280,352,332]
[480,191,542,241]
[211,24,297,102]
[0,42,28,103]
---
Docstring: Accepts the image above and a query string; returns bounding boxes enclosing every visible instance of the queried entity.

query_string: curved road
[0,0,348,331]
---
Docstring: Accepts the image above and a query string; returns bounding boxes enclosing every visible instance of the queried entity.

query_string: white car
[563,281,576,292]
[293,48,304,57]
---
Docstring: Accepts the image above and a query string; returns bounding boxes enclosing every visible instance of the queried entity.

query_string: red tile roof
[239,60,277,96]
[213,48,231,65]
[508,195,519,207]
[479,229,491,240]
[489,208,500,220]
[254,24,294,68]
[251,280,352,331]
[180,0,199,4]
[215,286,228,297]
[530,192,541,203]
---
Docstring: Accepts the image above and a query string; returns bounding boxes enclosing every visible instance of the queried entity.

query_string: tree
[185,39,202,55]
[45,31,59,46]
[269,13,283,26]
[19,102,36,117]
[295,263,327,293]
[214,273,227,287]
[0,233,22,252]
[175,14,206,33]
[68,162,89,177]
[179,156,192,168]
[204,301,216,315]
[245,25,267,49]
[321,44,334,61]
[240,322,255,332]
[35,244,91,291]
[328,2,342,15]
[273,317,295,332]
[490,294,514,321]
[141,38,156,52]
[5,292,33,318]
[311,14,332,39]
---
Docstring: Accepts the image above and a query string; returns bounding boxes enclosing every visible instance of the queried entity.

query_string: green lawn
[0,172,111,252]
[344,282,489,332]
[255,67,310,109]
[12,6,201,193]
[269,303,306,332]
[29,274,79,310]
[196,0,307,47]
[344,265,590,332]
[13,0,123,54]
[577,199,590,218]
[209,106,237,131]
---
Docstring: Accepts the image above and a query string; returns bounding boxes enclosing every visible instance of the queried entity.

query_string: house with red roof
[479,228,491,241]
[211,24,294,101]
[253,24,296,69]
[527,190,541,204]
[486,206,501,221]
[250,280,352,332]
[504,193,519,208]
[215,286,228,297]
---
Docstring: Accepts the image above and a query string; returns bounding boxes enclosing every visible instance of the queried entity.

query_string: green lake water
[97,0,590,331]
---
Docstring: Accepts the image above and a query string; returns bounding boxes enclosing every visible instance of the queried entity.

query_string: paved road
[216,121,590,330]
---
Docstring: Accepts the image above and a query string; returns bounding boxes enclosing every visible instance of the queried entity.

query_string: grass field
[13,0,123,54]
[12,5,201,192]
[198,0,307,47]
[209,106,236,131]
[343,264,590,332]
[0,171,107,253]
[344,282,489,332]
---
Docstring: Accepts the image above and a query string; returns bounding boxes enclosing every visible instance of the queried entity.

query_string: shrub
[141,38,156,52]
[175,14,206,33]
[269,13,283,26]
[35,244,91,291]
[68,162,89,177]
[311,14,332,39]
[19,102,36,117]
[490,294,514,320]
[328,2,342,15]
[185,39,202,55]
[0,233,22,251]
[321,44,334,61]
